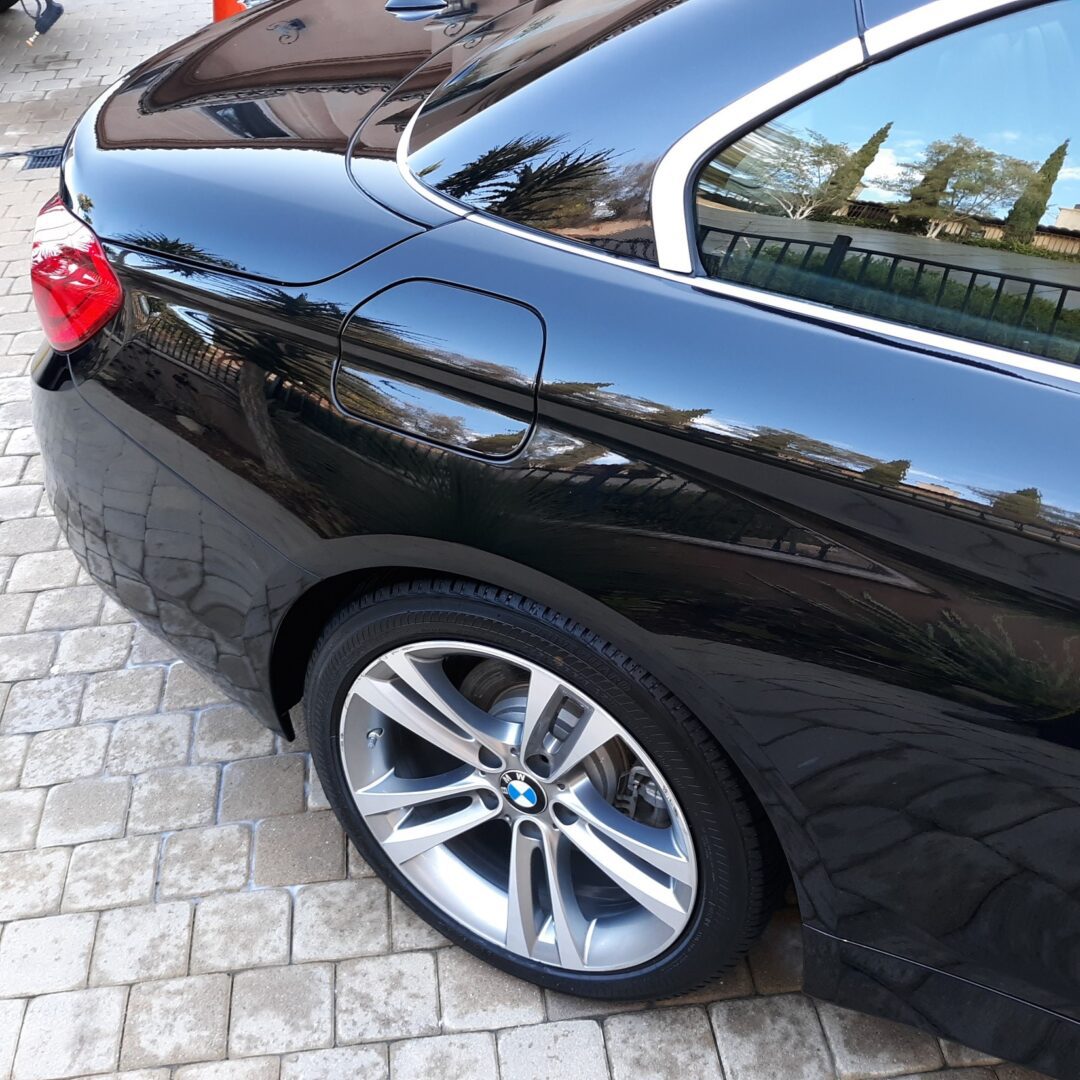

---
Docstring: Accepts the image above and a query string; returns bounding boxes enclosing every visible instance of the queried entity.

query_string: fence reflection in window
[693,0,1080,364]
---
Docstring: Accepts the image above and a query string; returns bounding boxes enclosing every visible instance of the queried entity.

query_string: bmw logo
[500,770,546,814]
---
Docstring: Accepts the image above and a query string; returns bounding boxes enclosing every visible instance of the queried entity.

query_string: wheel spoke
[544,707,623,783]
[520,667,567,759]
[382,651,517,764]
[346,677,494,772]
[352,765,493,816]
[539,823,592,969]
[380,795,501,865]
[554,781,694,885]
[554,794,692,930]
[505,820,544,958]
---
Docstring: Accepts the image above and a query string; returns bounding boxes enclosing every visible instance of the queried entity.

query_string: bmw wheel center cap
[500,770,546,814]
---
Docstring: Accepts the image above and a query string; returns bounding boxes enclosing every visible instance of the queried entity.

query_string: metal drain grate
[22,146,63,170]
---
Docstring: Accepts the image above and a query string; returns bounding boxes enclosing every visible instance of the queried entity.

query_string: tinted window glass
[406,0,857,264]
[693,2,1080,365]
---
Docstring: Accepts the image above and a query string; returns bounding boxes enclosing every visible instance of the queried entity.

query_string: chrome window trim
[396,106,471,220]
[863,0,1044,54]
[650,37,867,274]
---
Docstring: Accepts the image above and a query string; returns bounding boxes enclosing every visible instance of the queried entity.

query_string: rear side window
[693,1,1080,365]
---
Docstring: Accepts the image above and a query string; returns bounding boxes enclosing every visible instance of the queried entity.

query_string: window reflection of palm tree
[436,135,615,228]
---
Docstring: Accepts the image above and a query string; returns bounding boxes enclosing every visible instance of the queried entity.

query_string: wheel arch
[270,534,816,920]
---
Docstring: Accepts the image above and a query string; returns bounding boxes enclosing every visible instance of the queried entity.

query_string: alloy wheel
[338,640,698,972]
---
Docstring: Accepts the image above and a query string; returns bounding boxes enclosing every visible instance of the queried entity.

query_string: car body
[29,0,1080,1073]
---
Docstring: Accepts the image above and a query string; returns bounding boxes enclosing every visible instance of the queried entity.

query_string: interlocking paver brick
[194,706,275,762]
[544,991,644,1022]
[220,754,305,822]
[347,841,375,880]
[62,835,159,911]
[0,847,69,920]
[307,763,330,810]
[292,879,388,962]
[107,712,191,774]
[941,1039,1001,1067]
[20,723,109,786]
[389,891,448,951]
[280,1046,386,1080]
[129,625,178,665]
[52,623,133,674]
[337,952,440,1044]
[893,1071,994,1080]
[0,733,28,789]
[6,550,78,592]
[817,1002,945,1079]
[252,812,344,887]
[0,592,32,633]
[12,985,127,1080]
[0,787,44,850]
[0,912,96,995]
[190,889,291,974]
[438,947,545,1033]
[500,1022,611,1080]
[0,999,25,1080]
[0,485,40,520]
[0,633,55,681]
[159,824,251,898]
[4,429,37,456]
[37,776,130,845]
[390,1034,496,1080]
[90,901,192,986]
[0,455,23,485]
[229,963,333,1057]
[82,666,164,722]
[0,517,55,556]
[1,674,84,733]
[128,764,218,833]
[605,1008,723,1080]
[121,974,231,1069]
[710,995,833,1080]
[26,585,102,631]
[656,959,756,1008]
[99,595,134,624]
[163,663,228,710]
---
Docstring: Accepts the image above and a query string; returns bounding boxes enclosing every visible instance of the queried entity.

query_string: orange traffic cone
[213,0,246,21]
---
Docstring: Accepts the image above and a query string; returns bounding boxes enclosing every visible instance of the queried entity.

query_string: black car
[28,0,1080,1073]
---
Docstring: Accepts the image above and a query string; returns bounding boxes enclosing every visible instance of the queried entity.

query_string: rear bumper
[31,347,309,733]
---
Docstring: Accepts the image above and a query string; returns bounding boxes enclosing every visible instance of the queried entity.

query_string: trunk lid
[63,0,520,282]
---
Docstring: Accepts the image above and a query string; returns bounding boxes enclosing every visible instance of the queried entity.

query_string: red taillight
[31,195,123,352]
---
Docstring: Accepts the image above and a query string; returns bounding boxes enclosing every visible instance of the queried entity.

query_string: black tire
[305,577,784,999]
[0,1,22,13]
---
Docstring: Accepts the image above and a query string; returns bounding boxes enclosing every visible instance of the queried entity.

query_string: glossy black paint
[336,280,545,456]
[32,0,1080,1075]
